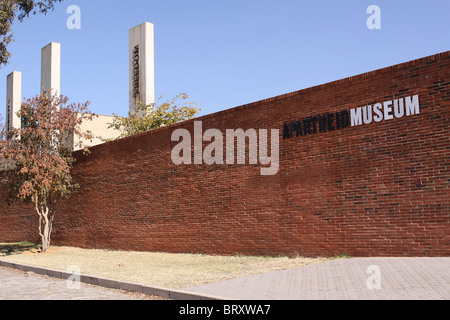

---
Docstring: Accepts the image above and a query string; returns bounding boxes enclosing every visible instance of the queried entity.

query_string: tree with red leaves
[0,91,94,252]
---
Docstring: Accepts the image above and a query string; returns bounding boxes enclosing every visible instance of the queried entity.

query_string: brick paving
[185,258,450,300]
[0,267,152,300]
[1,258,448,300]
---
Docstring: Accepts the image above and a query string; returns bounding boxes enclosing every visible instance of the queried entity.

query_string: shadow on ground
[0,242,41,257]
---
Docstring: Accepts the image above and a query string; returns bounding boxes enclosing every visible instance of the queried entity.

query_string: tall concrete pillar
[6,71,22,131]
[129,22,155,116]
[41,42,61,96]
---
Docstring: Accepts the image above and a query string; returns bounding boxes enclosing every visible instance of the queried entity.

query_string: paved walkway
[185,257,450,300]
[0,267,151,300]
[1,258,448,300]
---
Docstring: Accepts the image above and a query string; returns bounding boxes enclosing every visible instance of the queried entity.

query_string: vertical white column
[129,22,155,116]
[41,42,61,96]
[6,71,22,131]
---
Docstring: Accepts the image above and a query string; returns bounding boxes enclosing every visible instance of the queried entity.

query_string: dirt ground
[0,243,330,289]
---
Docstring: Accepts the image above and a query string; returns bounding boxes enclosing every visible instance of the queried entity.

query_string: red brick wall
[1,51,449,257]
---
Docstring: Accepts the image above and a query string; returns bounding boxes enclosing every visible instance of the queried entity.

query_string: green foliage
[17,241,36,246]
[333,253,351,259]
[107,93,202,140]
[0,113,4,139]
[0,0,63,66]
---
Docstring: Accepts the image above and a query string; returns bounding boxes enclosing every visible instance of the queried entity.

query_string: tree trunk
[41,216,51,253]
[35,197,53,253]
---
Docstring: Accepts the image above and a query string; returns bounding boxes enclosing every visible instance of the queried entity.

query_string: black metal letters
[283,109,351,140]
[133,45,140,98]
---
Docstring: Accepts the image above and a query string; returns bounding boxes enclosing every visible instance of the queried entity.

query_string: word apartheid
[283,95,420,139]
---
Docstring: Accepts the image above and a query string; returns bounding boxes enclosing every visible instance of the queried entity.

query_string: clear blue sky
[1,0,449,119]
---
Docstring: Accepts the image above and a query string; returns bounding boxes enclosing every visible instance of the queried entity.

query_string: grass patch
[0,245,330,289]
[0,242,41,257]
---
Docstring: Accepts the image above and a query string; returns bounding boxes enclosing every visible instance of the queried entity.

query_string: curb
[0,259,231,300]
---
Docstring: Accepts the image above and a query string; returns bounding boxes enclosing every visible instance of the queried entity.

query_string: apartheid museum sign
[283,94,420,139]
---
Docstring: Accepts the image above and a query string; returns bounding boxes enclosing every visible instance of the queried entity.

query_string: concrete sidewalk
[184,257,450,300]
